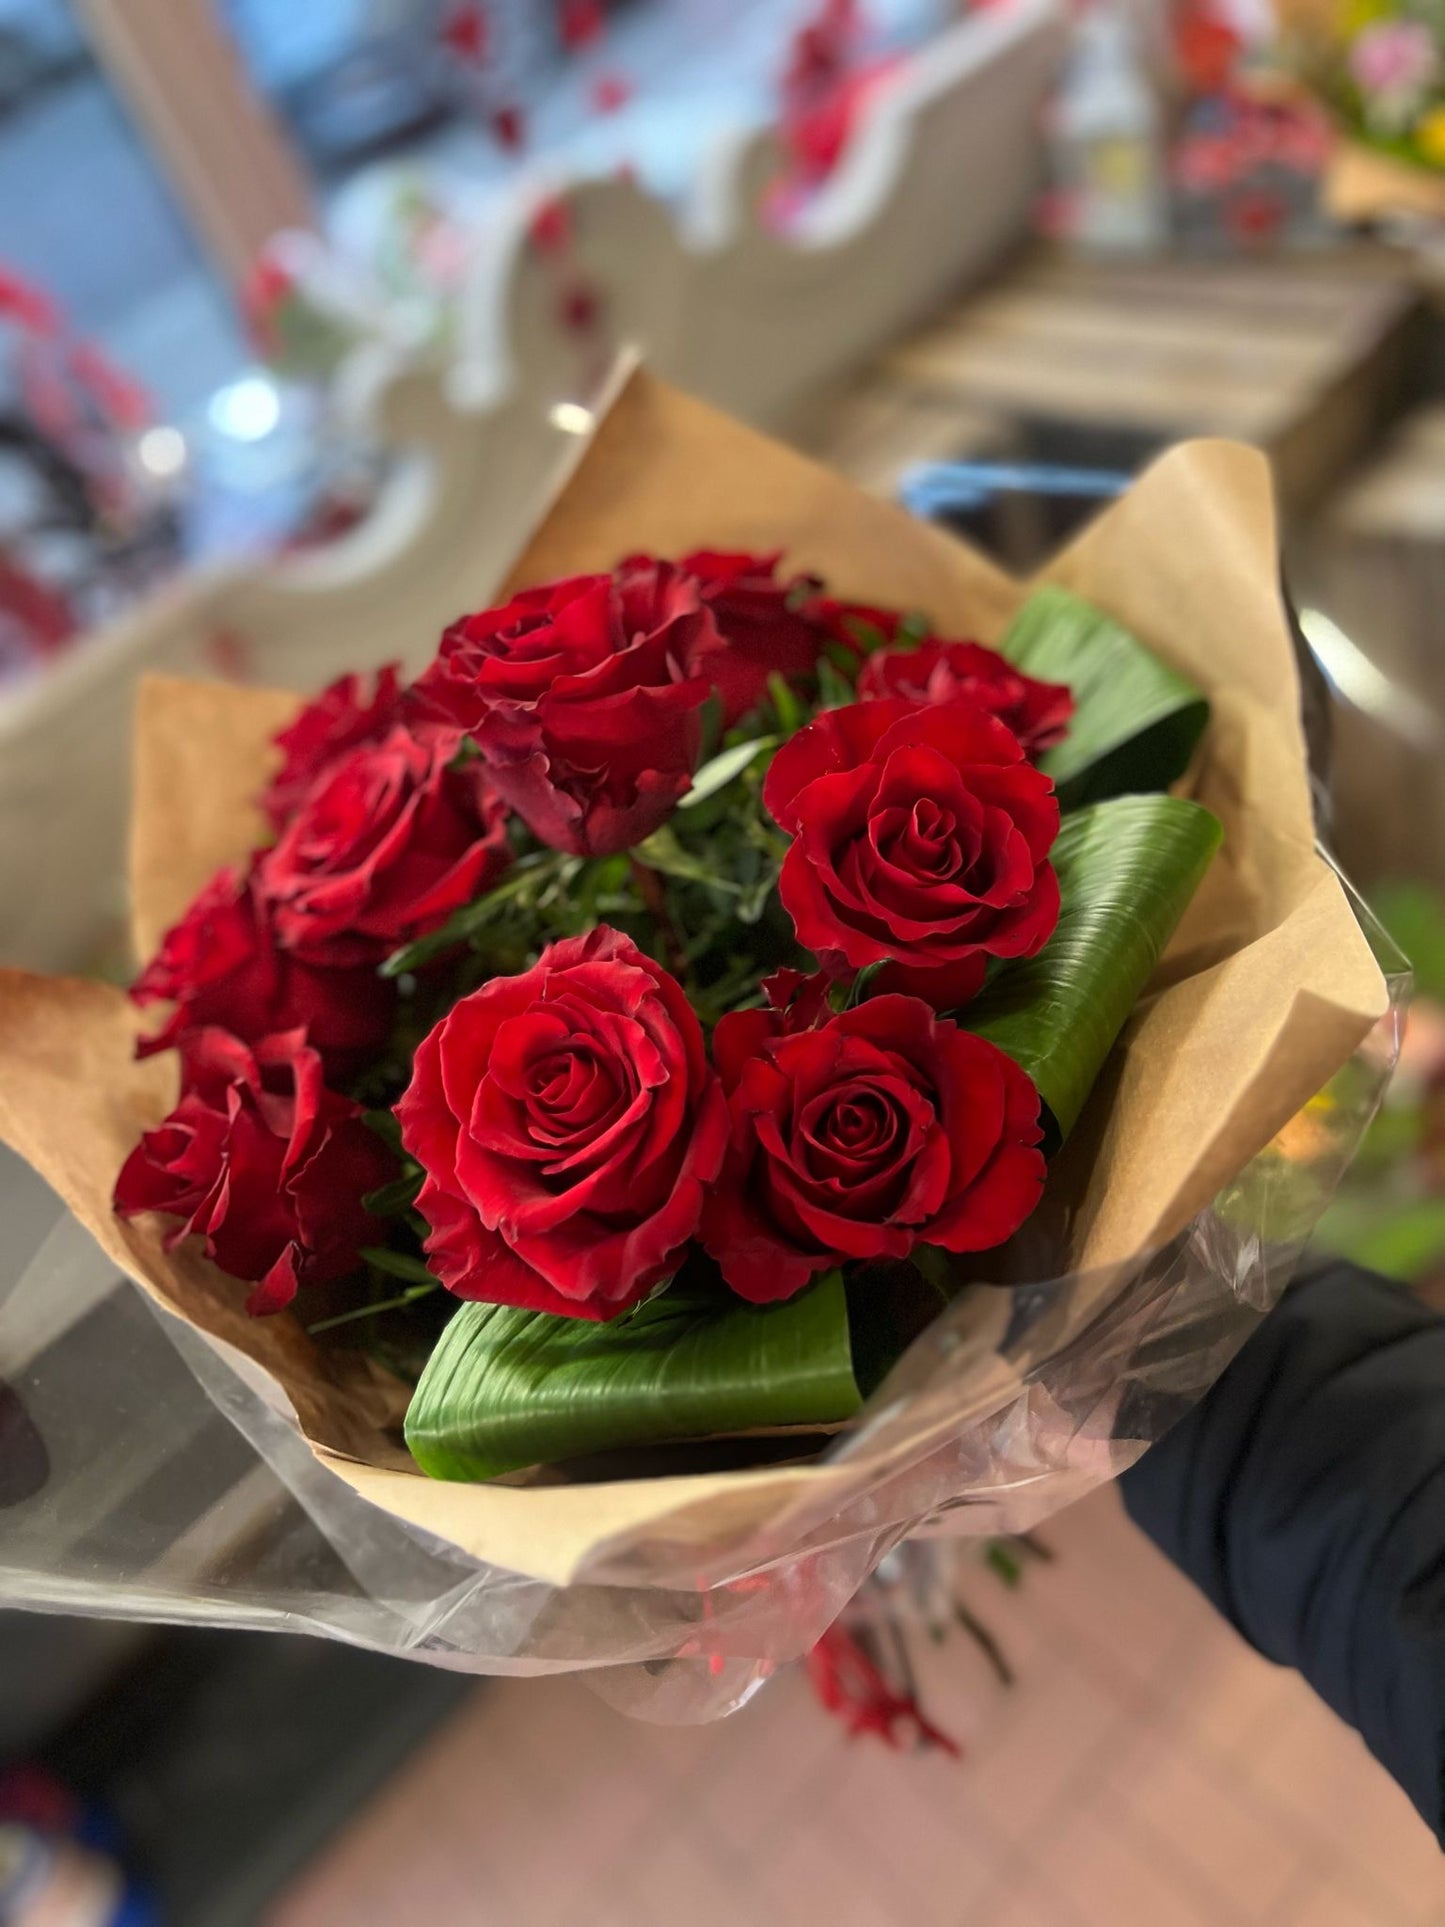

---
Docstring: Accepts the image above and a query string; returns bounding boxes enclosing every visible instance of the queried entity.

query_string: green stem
[952,1598,1015,1688]
[628,857,689,982]
[308,1283,440,1335]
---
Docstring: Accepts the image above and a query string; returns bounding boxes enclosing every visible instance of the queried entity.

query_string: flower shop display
[0,368,1396,1711]
[1278,0,1445,202]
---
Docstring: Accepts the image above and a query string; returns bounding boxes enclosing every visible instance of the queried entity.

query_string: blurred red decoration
[441,2,490,64]
[1224,182,1288,243]
[0,261,156,532]
[204,627,255,681]
[560,0,606,53]
[0,553,76,662]
[491,103,526,149]
[0,270,60,339]
[1174,0,1242,95]
[528,195,573,254]
[68,340,150,433]
[242,249,295,358]
[777,0,902,198]
[0,1764,79,1835]
[806,1623,962,1755]
[591,70,632,114]
[558,282,603,334]
[786,0,861,94]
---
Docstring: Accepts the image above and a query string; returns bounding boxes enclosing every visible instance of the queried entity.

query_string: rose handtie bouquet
[0,370,1397,1712]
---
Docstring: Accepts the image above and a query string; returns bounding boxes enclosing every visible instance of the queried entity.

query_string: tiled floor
[270,1488,1445,1926]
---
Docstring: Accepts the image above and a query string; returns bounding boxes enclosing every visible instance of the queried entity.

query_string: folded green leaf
[360,1246,439,1286]
[362,1109,404,1152]
[631,826,742,893]
[966,794,1222,1146]
[1001,586,1210,810]
[679,736,778,808]
[767,671,803,735]
[405,1271,860,1481]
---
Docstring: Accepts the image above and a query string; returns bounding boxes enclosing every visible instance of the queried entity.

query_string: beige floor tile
[1281,1870,1395,1927]
[1041,1804,1223,1927]
[815,1738,1006,1926]
[1023,1490,1217,1699]
[1109,1720,1306,1919]
[1240,1689,1445,1921]
[622,1828,748,1927]
[267,1497,1442,1927]
[979,1884,1090,1927]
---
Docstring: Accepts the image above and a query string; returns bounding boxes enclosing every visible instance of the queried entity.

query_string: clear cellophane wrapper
[0,370,1405,1721]
[0,916,1404,1721]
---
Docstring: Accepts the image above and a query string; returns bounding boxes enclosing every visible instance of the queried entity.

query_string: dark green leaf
[816,656,855,710]
[986,1541,1023,1588]
[966,794,1222,1145]
[445,734,482,772]
[362,1170,423,1217]
[845,961,889,1008]
[697,689,725,764]
[1315,1193,1445,1285]
[678,736,779,808]
[841,614,890,655]
[767,671,803,735]
[362,1109,403,1152]
[405,1271,860,1480]
[360,1247,439,1286]
[1001,586,1210,810]
[1371,880,1445,1002]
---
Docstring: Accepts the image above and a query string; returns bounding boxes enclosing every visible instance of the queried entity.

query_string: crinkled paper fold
[0,367,1389,1593]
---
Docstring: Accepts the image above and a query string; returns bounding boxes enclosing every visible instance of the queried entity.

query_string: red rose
[262,664,406,831]
[701,995,1045,1302]
[759,965,834,1032]
[132,864,396,1073]
[857,636,1073,759]
[763,698,1060,1004]
[114,1028,392,1316]
[397,926,728,1319]
[258,726,510,967]
[410,563,720,857]
[661,549,824,725]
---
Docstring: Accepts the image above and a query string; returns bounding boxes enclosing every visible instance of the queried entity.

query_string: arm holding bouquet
[1125,1260,1445,1842]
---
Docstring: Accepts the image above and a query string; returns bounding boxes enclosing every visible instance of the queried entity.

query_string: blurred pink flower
[1349,18,1437,108]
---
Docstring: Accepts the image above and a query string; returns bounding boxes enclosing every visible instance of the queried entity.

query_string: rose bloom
[763,698,1060,1006]
[701,995,1044,1302]
[114,1027,392,1316]
[132,863,396,1073]
[666,549,824,725]
[262,664,406,831]
[397,926,728,1319]
[856,635,1072,760]
[410,563,720,857]
[259,726,510,967]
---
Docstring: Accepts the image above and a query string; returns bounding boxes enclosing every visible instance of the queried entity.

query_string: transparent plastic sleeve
[0,868,1406,1724]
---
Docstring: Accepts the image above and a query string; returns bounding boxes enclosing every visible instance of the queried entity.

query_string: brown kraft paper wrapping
[0,367,1388,1586]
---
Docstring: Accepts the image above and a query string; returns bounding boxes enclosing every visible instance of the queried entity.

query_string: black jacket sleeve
[1120,1259,1445,1842]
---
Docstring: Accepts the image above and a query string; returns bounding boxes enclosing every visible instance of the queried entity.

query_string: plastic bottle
[1049,2,1169,252]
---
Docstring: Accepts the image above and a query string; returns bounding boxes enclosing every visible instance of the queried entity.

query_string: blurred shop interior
[5,0,1445,1920]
